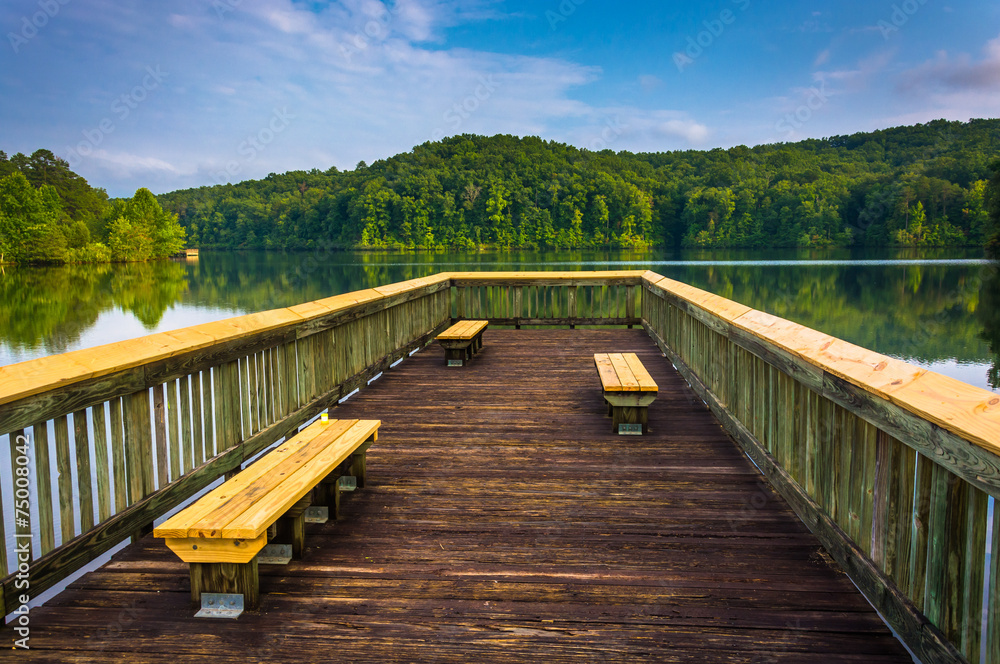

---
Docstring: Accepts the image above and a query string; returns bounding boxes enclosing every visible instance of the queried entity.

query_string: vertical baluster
[892,444,917,590]
[124,390,154,502]
[909,454,935,610]
[192,372,206,465]
[151,384,167,488]
[72,410,94,532]
[859,420,878,553]
[958,483,987,659]
[92,404,112,523]
[253,350,270,431]
[110,398,128,511]
[180,374,193,471]
[54,415,74,543]
[32,423,55,554]
[9,430,31,573]
[987,503,999,664]
[283,342,298,414]
[215,362,237,452]
[170,379,184,476]
[1,435,12,575]
[871,431,894,570]
[241,355,253,437]
[268,346,281,424]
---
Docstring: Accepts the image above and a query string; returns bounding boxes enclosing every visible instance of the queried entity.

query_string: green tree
[0,171,64,263]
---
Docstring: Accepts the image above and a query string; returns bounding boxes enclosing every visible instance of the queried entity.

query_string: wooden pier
[5,329,911,661]
[1,272,998,662]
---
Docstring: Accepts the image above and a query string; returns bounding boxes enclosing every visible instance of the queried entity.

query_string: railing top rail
[0,273,452,408]
[446,270,648,283]
[643,271,1000,458]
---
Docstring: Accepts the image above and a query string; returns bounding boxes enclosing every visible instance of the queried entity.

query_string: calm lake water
[1,248,998,392]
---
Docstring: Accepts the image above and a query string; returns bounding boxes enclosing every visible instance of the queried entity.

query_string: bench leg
[274,497,311,558]
[190,559,260,610]
[444,346,467,367]
[610,405,649,434]
[350,450,367,489]
[316,477,341,520]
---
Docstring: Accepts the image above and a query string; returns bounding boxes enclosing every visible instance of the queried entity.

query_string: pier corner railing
[1,269,998,664]
[640,270,999,664]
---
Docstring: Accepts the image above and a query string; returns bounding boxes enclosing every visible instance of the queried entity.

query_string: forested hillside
[0,150,185,264]
[159,119,1000,251]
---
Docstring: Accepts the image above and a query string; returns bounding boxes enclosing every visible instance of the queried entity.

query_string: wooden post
[274,497,312,559]
[189,559,260,609]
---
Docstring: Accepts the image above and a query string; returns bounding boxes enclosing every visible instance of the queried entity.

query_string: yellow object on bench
[154,418,379,610]
[437,319,488,366]
[594,353,658,434]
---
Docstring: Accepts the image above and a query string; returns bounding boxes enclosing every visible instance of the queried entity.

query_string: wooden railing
[1,270,997,664]
[641,271,1000,664]
[447,271,643,326]
[0,274,454,615]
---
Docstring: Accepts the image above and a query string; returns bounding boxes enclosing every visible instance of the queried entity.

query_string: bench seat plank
[221,419,380,539]
[609,353,640,390]
[439,320,488,340]
[594,354,622,391]
[187,419,359,538]
[154,420,352,539]
[623,353,658,391]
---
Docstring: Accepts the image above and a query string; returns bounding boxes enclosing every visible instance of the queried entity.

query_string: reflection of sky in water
[0,307,240,367]
[895,359,999,394]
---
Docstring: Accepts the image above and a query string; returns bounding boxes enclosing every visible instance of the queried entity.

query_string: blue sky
[1,0,998,198]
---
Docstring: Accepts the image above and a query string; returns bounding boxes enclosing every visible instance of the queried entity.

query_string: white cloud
[897,33,1000,93]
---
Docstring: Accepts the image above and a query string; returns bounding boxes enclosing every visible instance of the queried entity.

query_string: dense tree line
[0,150,185,263]
[158,119,1000,251]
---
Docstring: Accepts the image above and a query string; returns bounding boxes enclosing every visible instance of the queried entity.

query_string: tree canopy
[158,119,1000,252]
[0,150,184,263]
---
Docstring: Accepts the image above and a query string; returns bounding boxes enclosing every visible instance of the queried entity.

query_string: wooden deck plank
[2,329,911,662]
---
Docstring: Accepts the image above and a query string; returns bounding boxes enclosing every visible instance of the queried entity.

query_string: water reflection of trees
[0,250,994,368]
[978,262,1000,388]
[0,260,189,354]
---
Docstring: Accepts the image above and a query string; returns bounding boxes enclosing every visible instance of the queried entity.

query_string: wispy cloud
[897,33,1000,93]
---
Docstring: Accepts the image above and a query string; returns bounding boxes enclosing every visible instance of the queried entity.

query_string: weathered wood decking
[6,329,912,662]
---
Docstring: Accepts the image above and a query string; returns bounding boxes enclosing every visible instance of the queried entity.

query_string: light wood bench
[437,320,488,366]
[154,418,379,612]
[594,353,658,435]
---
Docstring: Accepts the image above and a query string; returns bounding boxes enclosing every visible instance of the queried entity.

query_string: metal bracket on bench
[338,476,357,492]
[304,506,329,524]
[257,543,293,565]
[447,359,464,367]
[195,593,244,619]
[618,423,643,435]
